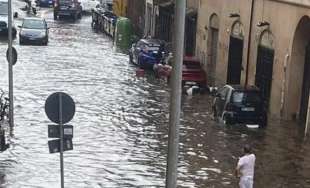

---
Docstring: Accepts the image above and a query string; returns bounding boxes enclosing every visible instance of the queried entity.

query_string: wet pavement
[0,4,309,188]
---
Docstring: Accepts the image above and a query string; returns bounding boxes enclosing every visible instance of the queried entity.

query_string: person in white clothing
[235,144,256,188]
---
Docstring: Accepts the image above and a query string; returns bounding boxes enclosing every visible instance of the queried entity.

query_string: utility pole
[8,0,14,129]
[165,0,186,188]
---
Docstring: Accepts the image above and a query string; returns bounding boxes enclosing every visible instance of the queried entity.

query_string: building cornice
[269,0,310,8]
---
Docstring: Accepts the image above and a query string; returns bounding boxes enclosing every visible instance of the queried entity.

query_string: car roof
[139,39,165,45]
[23,17,45,21]
[225,84,259,92]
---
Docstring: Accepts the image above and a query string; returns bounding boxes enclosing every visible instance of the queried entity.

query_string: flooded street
[0,5,309,188]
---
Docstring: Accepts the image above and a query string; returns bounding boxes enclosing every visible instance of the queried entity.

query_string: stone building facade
[196,0,310,122]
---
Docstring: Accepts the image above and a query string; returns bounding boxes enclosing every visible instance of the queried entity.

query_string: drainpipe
[244,0,255,87]
[280,54,289,117]
[305,94,310,136]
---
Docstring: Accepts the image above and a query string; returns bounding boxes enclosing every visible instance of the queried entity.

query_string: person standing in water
[235,144,256,188]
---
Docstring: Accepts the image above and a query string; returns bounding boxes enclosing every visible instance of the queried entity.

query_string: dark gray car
[212,84,267,127]
[19,18,49,45]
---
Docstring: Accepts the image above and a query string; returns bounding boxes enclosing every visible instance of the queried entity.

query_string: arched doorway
[208,14,219,85]
[227,21,244,84]
[255,30,275,112]
[290,16,310,124]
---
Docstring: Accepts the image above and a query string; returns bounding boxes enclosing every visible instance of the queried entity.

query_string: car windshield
[23,19,46,29]
[232,91,261,103]
[0,3,8,15]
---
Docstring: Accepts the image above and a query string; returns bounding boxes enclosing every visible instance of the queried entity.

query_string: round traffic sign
[6,47,17,66]
[45,92,75,124]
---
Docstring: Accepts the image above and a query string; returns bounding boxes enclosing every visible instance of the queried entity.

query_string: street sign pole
[45,92,75,188]
[59,93,64,188]
[165,0,186,188]
[8,0,14,130]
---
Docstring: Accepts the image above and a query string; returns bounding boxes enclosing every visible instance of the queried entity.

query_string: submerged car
[181,57,207,87]
[212,84,267,127]
[165,56,207,88]
[129,39,167,69]
[19,17,49,45]
[53,0,82,20]
[80,0,99,13]
[0,0,17,38]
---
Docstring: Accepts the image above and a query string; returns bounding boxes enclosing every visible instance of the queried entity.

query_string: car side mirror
[13,12,18,18]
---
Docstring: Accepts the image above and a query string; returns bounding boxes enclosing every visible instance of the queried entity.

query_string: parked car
[181,57,207,87]
[212,84,267,127]
[53,0,82,20]
[165,56,207,88]
[80,0,99,13]
[129,39,167,69]
[19,17,49,45]
[0,0,17,38]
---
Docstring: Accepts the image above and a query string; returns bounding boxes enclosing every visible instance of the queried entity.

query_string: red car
[165,56,207,87]
[181,57,207,87]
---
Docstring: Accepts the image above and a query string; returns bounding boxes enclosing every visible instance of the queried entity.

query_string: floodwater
[0,4,309,188]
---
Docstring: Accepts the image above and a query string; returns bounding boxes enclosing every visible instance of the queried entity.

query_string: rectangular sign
[48,125,73,138]
[48,138,73,154]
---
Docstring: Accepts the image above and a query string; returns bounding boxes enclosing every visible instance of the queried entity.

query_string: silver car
[19,17,49,45]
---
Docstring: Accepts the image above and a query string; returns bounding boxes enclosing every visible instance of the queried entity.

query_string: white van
[0,0,17,38]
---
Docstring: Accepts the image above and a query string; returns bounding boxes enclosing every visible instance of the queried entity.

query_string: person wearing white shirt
[235,144,256,188]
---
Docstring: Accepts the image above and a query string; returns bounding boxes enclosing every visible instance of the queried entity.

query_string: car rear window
[183,60,201,69]
[232,91,261,103]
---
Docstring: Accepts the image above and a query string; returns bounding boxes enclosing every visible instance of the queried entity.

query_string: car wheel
[212,106,217,120]
[73,13,78,21]
[129,53,133,64]
[259,113,267,128]
[223,113,233,125]
[12,28,17,38]
[53,13,57,20]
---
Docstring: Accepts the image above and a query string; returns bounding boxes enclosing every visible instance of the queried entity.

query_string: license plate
[185,81,197,85]
[242,107,255,112]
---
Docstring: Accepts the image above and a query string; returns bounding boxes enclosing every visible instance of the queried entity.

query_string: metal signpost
[166,0,186,188]
[45,92,75,188]
[7,0,15,129]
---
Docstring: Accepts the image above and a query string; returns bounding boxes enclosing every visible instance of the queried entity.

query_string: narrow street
[0,4,309,188]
